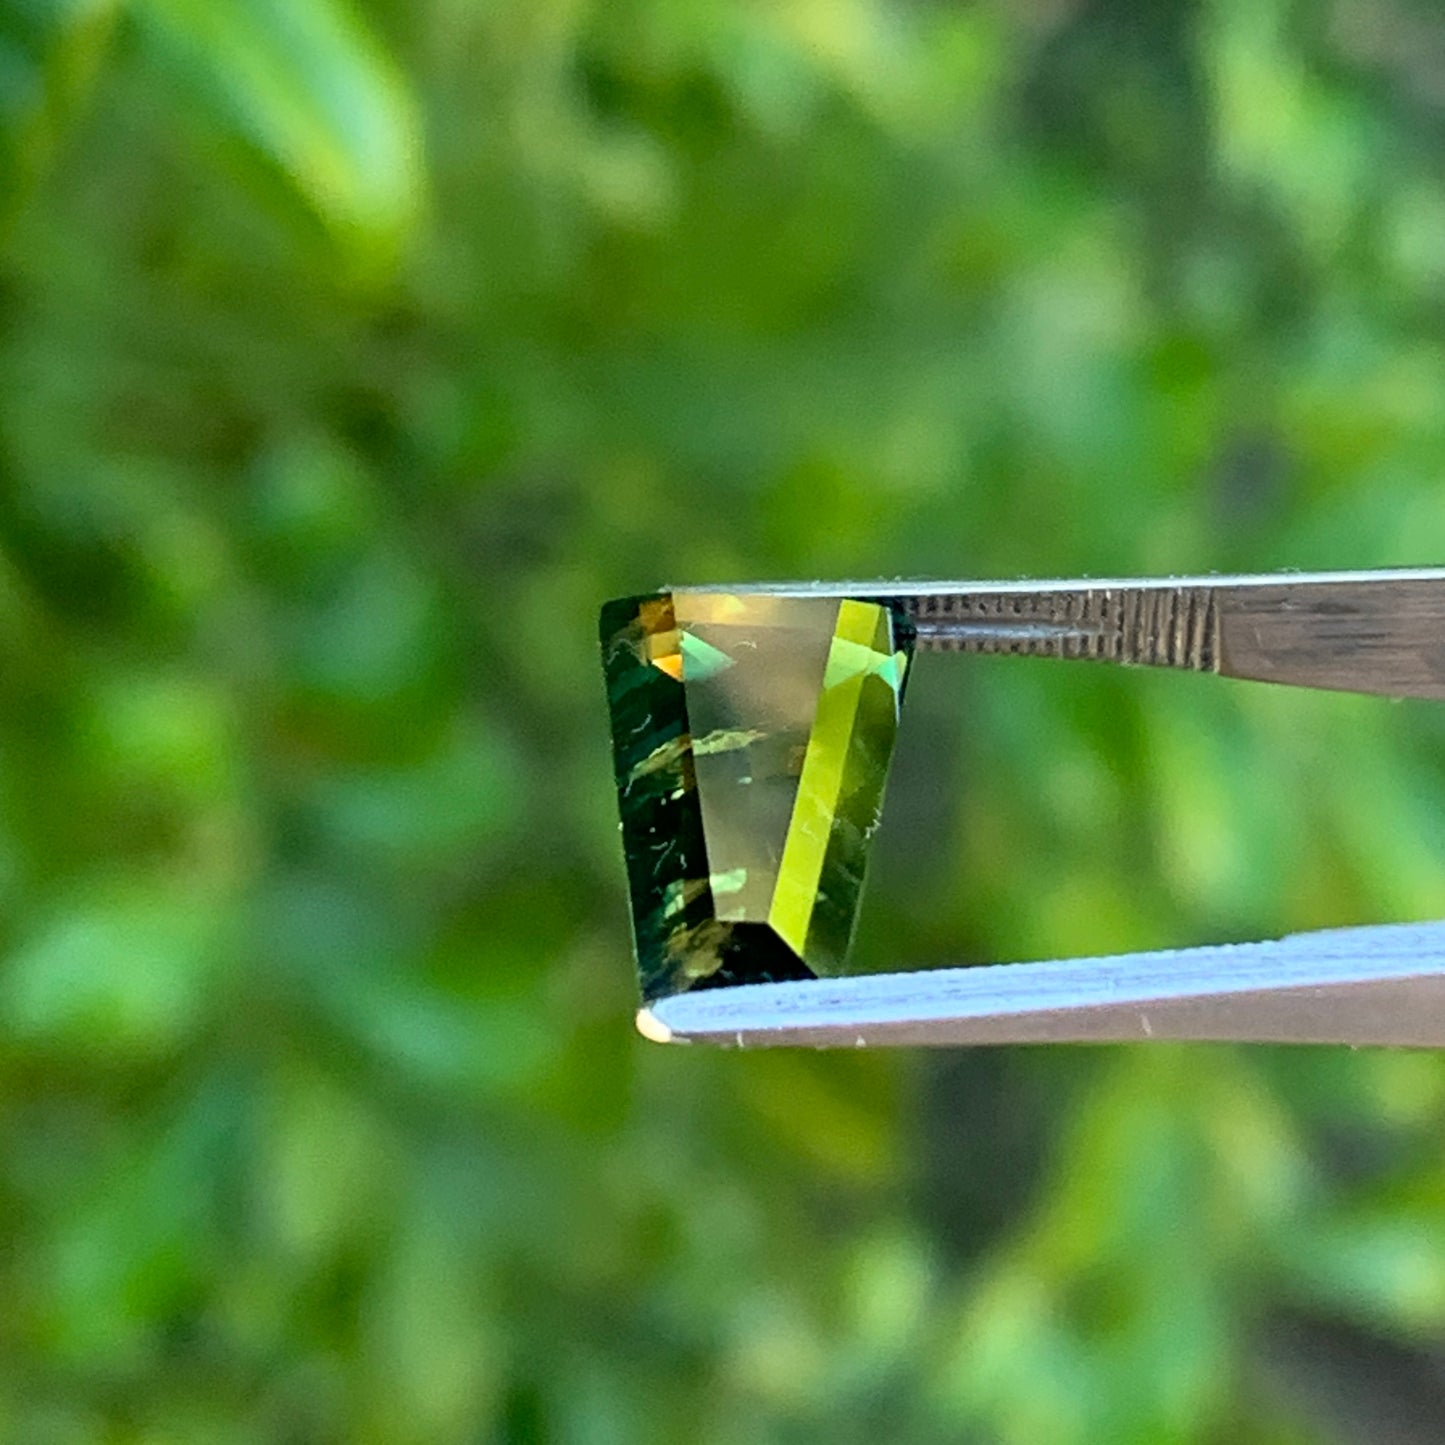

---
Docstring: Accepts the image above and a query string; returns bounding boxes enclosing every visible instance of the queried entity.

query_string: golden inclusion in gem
[599,590,912,1000]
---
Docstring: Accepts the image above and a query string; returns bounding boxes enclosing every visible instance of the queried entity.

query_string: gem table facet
[599,590,914,1002]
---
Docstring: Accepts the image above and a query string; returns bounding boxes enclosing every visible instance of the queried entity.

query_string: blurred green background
[5,0,1445,1440]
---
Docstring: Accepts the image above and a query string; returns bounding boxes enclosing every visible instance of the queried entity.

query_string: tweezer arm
[641,922,1445,1049]
[904,571,1445,699]
[726,569,1445,700]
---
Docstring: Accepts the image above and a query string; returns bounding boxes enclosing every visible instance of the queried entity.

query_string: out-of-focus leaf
[1,877,229,1058]
[357,1208,503,1441]
[1205,0,1375,262]
[131,0,422,260]
[302,716,519,873]
[287,547,442,704]
[86,668,242,809]
[1277,1205,1445,1338]
[0,0,120,221]
[27,1086,229,1369]
[257,1060,398,1263]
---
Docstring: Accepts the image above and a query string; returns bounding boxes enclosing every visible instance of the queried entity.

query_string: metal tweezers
[640,568,1445,1050]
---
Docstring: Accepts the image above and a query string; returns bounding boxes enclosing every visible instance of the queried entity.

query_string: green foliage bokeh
[4,0,1445,1440]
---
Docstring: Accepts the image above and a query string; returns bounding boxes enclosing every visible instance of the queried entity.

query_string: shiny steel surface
[642,922,1445,1049]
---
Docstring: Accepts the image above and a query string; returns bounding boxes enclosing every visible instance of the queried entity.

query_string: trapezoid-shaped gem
[599,590,914,1002]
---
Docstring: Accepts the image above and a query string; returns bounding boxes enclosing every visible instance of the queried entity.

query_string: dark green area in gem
[599,593,720,1001]
[691,923,818,992]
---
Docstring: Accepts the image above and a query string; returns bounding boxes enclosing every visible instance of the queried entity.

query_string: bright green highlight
[770,600,906,956]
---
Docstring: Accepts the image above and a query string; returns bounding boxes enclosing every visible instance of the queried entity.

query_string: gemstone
[599,590,914,1002]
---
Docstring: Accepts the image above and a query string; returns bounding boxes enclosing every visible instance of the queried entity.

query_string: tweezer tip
[635,1007,676,1044]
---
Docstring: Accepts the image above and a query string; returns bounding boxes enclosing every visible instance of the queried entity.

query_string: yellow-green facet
[600,590,913,1001]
